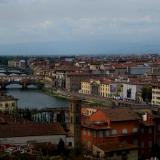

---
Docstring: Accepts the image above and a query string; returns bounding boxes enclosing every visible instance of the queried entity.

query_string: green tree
[141,86,152,102]
[57,139,65,155]
[152,144,160,159]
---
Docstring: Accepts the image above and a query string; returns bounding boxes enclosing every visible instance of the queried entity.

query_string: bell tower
[69,97,81,148]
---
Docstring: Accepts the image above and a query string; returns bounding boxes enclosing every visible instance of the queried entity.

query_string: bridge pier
[1,84,6,90]
[22,84,28,89]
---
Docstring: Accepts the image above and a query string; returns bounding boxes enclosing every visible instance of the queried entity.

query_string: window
[76,116,79,123]
[122,152,128,160]
[99,131,103,138]
[116,151,121,156]
[88,141,91,148]
[112,129,117,135]
[68,142,72,146]
[127,88,132,98]
[133,139,138,145]
[108,152,113,157]
[132,128,138,133]
[141,142,144,148]
[93,130,96,137]
[5,103,8,108]
[88,129,90,136]
[96,151,100,158]
[122,129,128,134]
[12,103,15,107]
[104,130,110,137]
[141,128,144,134]
[70,104,73,112]
[122,140,127,144]
[148,141,152,148]
[148,128,152,134]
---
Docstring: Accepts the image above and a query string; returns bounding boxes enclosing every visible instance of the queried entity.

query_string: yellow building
[80,80,91,95]
[80,79,111,97]
[152,83,160,105]
[89,63,100,71]
[100,82,110,97]
[0,92,17,113]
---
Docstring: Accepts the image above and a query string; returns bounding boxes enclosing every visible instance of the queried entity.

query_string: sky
[0,0,160,55]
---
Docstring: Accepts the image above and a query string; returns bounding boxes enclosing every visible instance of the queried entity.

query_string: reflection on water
[6,84,68,109]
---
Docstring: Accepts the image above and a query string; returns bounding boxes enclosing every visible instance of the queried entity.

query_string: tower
[69,97,81,148]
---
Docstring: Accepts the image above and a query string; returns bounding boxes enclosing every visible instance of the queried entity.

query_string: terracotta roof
[90,108,140,122]
[82,122,111,130]
[0,114,66,138]
[0,123,66,138]
[95,142,138,153]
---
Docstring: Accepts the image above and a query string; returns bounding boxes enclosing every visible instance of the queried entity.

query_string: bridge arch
[0,75,44,89]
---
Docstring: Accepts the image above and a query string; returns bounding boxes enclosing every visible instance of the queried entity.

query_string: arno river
[5,84,68,109]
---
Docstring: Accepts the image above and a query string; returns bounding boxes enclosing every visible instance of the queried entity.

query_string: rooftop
[95,142,138,153]
[0,113,66,138]
[90,108,140,122]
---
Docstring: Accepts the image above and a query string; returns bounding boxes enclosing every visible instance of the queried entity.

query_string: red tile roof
[0,113,66,138]
[0,123,66,138]
[90,108,140,122]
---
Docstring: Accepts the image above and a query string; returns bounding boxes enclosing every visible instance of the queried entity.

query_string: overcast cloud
[0,0,160,55]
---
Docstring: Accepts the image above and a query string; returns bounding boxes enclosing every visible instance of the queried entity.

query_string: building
[8,59,19,68]
[80,78,111,97]
[80,80,91,95]
[66,73,105,92]
[81,107,97,117]
[81,108,140,149]
[54,64,78,90]
[69,97,82,148]
[89,62,101,71]
[99,79,111,97]
[92,142,138,159]
[129,64,151,75]
[152,83,160,105]
[0,92,17,113]
[81,106,160,159]
[19,60,26,69]
[138,111,155,158]
[0,113,75,148]
[112,64,129,75]
[109,83,123,98]
[122,83,143,101]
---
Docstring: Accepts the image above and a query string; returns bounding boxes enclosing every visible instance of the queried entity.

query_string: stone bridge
[0,75,44,89]
[0,65,32,75]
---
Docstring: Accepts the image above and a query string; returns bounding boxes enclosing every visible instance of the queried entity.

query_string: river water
[5,84,68,109]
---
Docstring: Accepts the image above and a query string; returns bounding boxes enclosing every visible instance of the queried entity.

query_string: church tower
[69,97,81,148]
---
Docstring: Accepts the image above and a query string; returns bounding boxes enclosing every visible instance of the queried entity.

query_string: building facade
[81,107,159,159]
[0,92,17,113]
[152,83,160,105]
[80,79,111,97]
[80,80,91,95]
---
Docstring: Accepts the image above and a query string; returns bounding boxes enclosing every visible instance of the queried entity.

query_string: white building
[122,83,143,101]
[0,114,74,147]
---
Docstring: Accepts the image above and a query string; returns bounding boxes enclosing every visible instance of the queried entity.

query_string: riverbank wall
[42,87,113,107]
